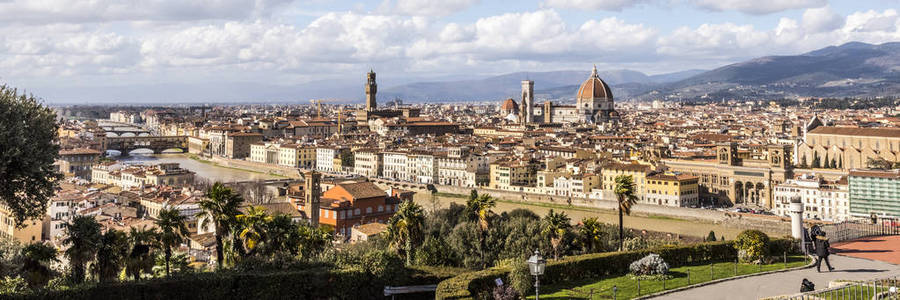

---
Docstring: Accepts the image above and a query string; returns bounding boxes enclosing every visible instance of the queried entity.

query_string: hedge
[436,238,799,299]
[1,265,461,300]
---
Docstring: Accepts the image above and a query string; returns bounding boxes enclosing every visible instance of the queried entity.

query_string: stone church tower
[520,80,534,124]
[365,69,377,112]
[302,170,321,227]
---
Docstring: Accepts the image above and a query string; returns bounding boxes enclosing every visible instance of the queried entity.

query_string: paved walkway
[652,254,900,300]
[832,235,900,264]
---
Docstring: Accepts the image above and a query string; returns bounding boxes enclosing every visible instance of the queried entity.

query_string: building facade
[849,169,900,218]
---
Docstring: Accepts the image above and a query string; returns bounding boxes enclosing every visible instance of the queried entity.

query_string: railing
[818,218,900,243]
[775,276,899,300]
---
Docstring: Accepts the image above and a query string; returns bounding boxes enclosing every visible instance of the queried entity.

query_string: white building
[408,151,437,184]
[773,174,850,221]
[436,147,491,187]
[383,151,410,181]
[316,147,339,173]
[353,149,383,178]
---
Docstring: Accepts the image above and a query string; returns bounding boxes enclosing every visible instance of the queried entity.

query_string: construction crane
[309,99,322,118]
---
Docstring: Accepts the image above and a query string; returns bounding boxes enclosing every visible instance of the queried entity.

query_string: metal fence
[777,276,899,300]
[818,218,900,244]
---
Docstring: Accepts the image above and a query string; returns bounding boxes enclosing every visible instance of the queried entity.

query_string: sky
[1,0,900,103]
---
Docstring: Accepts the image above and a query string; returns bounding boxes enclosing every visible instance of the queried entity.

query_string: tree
[126,226,158,281]
[542,209,571,259]
[614,175,638,251]
[197,182,243,269]
[468,189,478,202]
[156,207,190,277]
[706,231,717,242]
[20,243,57,289]
[235,205,270,257]
[465,194,496,268]
[94,230,129,283]
[261,214,300,257]
[0,85,61,226]
[296,223,332,260]
[386,200,425,266]
[62,215,102,284]
[578,217,606,253]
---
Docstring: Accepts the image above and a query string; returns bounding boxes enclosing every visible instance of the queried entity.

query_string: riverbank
[415,192,760,239]
[114,153,282,183]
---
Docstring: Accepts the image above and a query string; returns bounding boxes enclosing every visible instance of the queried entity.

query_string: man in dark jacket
[814,232,834,272]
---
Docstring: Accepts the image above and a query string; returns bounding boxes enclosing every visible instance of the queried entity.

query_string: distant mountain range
[635,42,900,101]
[378,69,706,103]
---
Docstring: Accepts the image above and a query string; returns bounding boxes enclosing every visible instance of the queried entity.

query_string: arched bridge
[106,136,188,155]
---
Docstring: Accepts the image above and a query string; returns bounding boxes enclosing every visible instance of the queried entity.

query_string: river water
[114,153,280,183]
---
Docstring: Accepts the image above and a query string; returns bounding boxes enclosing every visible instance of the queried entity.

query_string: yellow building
[489,160,538,191]
[601,162,652,198]
[0,205,42,243]
[644,172,700,207]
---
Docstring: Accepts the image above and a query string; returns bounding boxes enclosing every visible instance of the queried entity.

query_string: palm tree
[126,225,158,281]
[62,215,102,284]
[156,207,190,277]
[235,205,271,256]
[578,217,606,253]
[197,182,243,269]
[542,209,571,259]
[465,194,495,268]
[614,175,638,251]
[466,194,496,231]
[386,200,425,266]
[94,229,129,283]
[262,214,300,257]
[20,243,57,288]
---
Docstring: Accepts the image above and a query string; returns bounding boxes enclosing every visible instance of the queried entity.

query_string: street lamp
[527,250,546,300]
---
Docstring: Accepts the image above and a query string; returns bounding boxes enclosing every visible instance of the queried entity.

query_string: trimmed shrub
[436,240,756,299]
[734,230,770,264]
[629,254,669,276]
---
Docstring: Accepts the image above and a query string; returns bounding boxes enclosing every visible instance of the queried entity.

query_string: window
[354,208,361,215]
[366,207,372,214]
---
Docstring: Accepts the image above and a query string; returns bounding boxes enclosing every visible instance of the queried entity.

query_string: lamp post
[527,250,546,300]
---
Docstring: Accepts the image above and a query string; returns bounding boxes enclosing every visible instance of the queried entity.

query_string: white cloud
[408,10,656,63]
[380,0,479,16]
[844,9,899,33]
[657,23,770,58]
[542,0,647,11]
[692,0,826,15]
[0,0,294,24]
[803,5,844,33]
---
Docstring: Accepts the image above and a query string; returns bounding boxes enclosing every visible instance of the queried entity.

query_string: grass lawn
[530,255,810,299]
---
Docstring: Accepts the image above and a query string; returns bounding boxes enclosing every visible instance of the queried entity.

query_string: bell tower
[365,70,377,112]
[521,80,534,124]
[302,170,321,227]
[717,142,738,166]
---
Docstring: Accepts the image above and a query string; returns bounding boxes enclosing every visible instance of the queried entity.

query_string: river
[114,152,281,183]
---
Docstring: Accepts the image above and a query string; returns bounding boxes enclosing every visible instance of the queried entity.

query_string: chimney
[303,170,321,227]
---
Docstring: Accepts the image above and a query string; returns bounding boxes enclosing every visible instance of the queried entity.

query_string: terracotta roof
[808,126,900,138]
[576,66,613,100]
[849,169,900,179]
[501,98,519,111]
[353,223,388,236]
[333,182,386,199]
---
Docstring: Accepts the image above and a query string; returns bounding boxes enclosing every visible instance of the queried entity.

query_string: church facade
[515,66,620,124]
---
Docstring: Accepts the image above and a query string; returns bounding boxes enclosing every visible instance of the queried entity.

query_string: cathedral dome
[576,65,613,100]
[501,98,519,112]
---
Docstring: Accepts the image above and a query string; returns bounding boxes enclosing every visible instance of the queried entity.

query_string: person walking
[814,231,834,272]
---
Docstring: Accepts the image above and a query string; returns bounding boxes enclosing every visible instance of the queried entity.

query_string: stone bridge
[106,135,188,155]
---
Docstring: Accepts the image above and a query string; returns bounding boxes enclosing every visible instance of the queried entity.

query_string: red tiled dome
[501,98,519,111]
[577,66,613,100]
